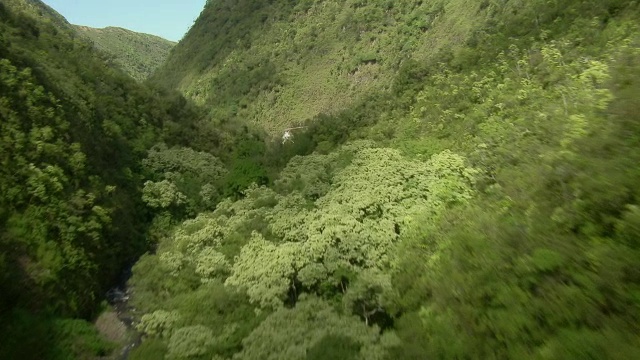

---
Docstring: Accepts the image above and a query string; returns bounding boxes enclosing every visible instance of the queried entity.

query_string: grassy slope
[75,25,175,81]
[152,0,496,135]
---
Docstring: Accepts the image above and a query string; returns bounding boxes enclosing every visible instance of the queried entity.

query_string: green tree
[142,143,227,214]
[342,269,393,326]
[167,325,216,359]
[225,232,299,308]
[142,180,187,209]
[137,310,182,338]
[234,296,398,360]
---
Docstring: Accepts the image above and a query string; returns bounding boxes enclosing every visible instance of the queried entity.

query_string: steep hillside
[75,25,176,81]
[0,0,204,358]
[4,0,640,359]
[130,0,640,359]
[152,0,496,134]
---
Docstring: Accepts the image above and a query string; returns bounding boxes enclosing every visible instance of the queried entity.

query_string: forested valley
[1,0,640,359]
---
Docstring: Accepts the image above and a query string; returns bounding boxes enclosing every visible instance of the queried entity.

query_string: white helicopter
[281,126,306,144]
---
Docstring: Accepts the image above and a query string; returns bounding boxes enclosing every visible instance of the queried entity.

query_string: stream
[105,267,142,359]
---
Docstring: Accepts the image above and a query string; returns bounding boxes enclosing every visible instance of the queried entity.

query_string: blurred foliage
[0,310,116,360]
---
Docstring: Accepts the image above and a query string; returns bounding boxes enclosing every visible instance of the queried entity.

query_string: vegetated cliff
[151,0,499,134]
[0,0,201,358]
[75,25,176,81]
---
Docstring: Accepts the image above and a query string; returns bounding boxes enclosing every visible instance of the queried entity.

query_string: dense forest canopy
[1,0,640,359]
[0,0,207,357]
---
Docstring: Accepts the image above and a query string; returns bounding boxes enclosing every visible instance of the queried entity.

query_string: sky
[42,0,207,42]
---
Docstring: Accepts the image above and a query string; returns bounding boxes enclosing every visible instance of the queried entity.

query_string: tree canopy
[3,0,640,359]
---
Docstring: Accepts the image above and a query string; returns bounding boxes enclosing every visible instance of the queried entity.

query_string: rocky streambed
[96,269,142,359]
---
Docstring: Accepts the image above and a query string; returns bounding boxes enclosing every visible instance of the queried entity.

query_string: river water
[105,267,142,359]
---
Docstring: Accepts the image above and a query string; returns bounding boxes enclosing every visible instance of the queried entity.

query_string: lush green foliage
[130,0,640,359]
[152,0,497,135]
[0,0,202,357]
[235,295,399,360]
[0,310,116,360]
[75,25,176,81]
[128,140,478,358]
[4,0,640,359]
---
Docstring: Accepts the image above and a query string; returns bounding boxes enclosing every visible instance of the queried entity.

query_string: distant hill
[151,0,496,134]
[75,25,175,81]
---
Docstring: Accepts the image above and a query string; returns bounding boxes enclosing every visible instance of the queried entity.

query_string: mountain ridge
[74,24,176,81]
